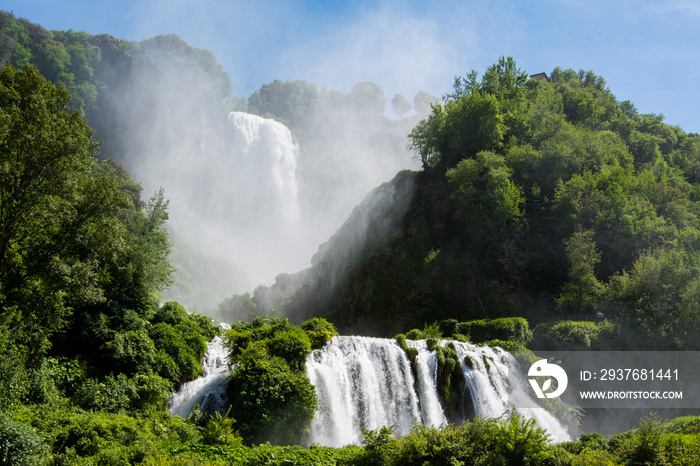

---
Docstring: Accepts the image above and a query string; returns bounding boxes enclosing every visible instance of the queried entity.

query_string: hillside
[224,59,700,350]
[4,11,700,463]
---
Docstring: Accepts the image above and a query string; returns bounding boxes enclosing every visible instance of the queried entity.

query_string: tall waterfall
[226,112,300,222]
[170,335,570,446]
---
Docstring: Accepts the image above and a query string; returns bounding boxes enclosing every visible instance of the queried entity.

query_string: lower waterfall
[168,326,231,418]
[306,337,570,447]
[170,334,570,446]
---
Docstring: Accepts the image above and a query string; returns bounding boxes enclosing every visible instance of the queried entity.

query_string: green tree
[0,64,128,351]
[480,55,528,102]
[227,352,317,445]
[556,229,603,314]
[247,79,318,134]
[606,248,696,349]
[447,150,524,233]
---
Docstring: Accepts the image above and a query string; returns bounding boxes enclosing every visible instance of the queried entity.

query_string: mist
[91,34,432,312]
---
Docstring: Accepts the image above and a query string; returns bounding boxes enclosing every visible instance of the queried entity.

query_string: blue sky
[7,0,700,131]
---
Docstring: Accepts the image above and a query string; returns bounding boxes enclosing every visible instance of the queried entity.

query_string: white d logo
[528,359,568,398]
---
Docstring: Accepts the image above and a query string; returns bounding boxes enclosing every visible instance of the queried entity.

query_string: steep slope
[227,60,700,347]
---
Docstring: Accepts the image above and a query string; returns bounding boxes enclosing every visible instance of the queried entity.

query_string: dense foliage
[237,57,700,353]
[223,316,337,445]
[0,61,220,461]
[3,11,700,462]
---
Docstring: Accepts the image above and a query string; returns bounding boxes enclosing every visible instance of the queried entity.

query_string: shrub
[150,322,201,384]
[437,318,460,337]
[201,407,242,446]
[395,333,407,350]
[151,302,189,326]
[131,373,173,412]
[265,328,312,372]
[405,328,422,340]
[301,317,338,350]
[403,322,443,340]
[0,414,48,466]
[461,317,531,345]
[531,320,600,351]
[101,329,157,375]
[366,413,556,465]
[226,354,317,445]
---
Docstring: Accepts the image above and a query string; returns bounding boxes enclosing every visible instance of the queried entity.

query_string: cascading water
[168,325,231,418]
[226,111,300,223]
[305,337,571,447]
[305,336,421,446]
[170,335,570,446]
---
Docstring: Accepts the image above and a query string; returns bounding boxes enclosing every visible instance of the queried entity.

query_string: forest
[2,10,700,465]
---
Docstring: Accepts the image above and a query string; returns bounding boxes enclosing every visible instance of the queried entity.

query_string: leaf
[542,379,552,392]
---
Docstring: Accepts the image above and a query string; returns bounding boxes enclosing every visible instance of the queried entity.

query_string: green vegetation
[462,317,532,345]
[3,10,700,462]
[0,60,221,462]
[222,316,333,445]
[243,55,700,354]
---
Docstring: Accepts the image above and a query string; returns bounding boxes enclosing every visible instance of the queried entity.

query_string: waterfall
[170,334,570,446]
[408,341,447,427]
[306,337,571,447]
[305,336,421,447]
[168,325,231,418]
[227,111,300,222]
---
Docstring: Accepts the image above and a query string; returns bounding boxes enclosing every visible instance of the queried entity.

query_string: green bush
[101,328,157,375]
[461,317,532,345]
[366,413,556,465]
[226,317,313,372]
[405,328,423,340]
[395,333,408,350]
[73,374,137,413]
[403,322,443,340]
[149,322,201,384]
[201,407,242,446]
[301,317,338,350]
[531,320,600,351]
[437,318,460,338]
[265,328,312,372]
[226,354,317,445]
[0,414,48,466]
[131,373,173,412]
[72,372,170,414]
[151,301,190,326]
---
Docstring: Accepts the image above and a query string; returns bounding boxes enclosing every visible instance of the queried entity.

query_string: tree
[349,81,386,115]
[413,90,438,117]
[391,93,411,117]
[555,229,603,314]
[0,64,129,347]
[480,56,528,101]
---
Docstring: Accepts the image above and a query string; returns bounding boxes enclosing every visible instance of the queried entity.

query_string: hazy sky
[8,0,700,131]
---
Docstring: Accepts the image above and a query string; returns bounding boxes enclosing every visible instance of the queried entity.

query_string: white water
[168,326,231,417]
[226,111,300,223]
[306,337,571,447]
[170,335,570,445]
[305,336,421,446]
[409,341,447,427]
